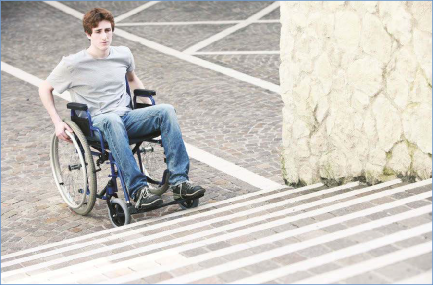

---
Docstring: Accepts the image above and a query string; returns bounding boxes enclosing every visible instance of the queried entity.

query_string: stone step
[1,178,431,284]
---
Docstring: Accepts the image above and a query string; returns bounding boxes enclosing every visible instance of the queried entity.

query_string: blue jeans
[92,104,190,198]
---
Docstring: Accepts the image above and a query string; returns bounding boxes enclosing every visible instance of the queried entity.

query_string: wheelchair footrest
[128,193,204,215]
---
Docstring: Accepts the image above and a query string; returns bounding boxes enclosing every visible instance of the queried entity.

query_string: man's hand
[55,121,74,143]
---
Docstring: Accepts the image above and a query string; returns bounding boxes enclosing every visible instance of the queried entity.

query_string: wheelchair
[49,82,203,227]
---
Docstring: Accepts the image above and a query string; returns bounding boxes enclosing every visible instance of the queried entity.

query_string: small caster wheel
[179,198,199,210]
[108,198,130,227]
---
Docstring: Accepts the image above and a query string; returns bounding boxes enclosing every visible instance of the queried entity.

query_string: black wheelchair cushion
[86,131,161,150]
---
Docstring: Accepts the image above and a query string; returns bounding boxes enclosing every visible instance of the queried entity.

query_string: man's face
[86,20,113,51]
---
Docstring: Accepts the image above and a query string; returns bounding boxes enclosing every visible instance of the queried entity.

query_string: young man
[39,8,205,210]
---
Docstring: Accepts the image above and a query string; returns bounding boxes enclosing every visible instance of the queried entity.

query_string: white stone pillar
[280,1,432,185]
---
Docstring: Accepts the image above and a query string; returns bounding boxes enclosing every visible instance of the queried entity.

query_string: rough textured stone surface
[281,1,432,185]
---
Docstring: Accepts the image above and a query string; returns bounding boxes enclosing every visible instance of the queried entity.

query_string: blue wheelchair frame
[66,81,175,219]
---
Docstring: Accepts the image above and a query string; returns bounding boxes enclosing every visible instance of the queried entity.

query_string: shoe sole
[140,198,163,207]
[173,189,205,200]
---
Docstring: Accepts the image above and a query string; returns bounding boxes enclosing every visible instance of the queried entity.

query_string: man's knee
[96,113,123,129]
[158,104,176,116]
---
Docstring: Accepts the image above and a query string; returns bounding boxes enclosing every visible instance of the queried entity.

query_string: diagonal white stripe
[3,179,430,280]
[115,19,280,27]
[43,1,280,94]
[395,270,433,284]
[1,61,71,101]
[114,1,160,23]
[183,2,280,54]
[232,239,433,284]
[294,244,433,284]
[39,193,432,284]
[116,20,242,26]
[185,143,282,190]
[192,51,280,55]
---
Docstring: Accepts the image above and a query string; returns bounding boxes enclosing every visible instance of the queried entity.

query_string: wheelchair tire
[108,198,130,227]
[178,198,199,210]
[50,119,97,216]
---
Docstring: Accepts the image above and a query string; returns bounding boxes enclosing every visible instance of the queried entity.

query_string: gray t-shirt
[47,46,135,117]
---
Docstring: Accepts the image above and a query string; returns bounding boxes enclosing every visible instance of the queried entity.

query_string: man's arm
[126,70,152,105]
[39,80,73,142]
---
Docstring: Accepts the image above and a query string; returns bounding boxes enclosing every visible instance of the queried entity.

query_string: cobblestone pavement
[1,1,431,283]
[1,1,281,255]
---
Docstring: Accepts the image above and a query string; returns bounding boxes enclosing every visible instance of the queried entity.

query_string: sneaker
[134,186,163,209]
[171,181,205,200]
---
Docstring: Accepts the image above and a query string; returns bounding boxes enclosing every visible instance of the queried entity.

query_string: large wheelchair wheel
[50,119,97,216]
[139,141,170,196]
[108,198,130,227]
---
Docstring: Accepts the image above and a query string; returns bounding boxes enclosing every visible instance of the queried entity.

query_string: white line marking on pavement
[395,270,433,284]
[1,61,71,101]
[256,19,280,23]
[232,234,433,284]
[44,1,280,94]
[185,143,282,190]
[161,219,433,284]
[4,179,427,279]
[183,2,280,54]
[114,1,160,23]
[192,51,280,55]
[116,20,242,26]
[294,242,433,284]
[116,19,280,26]
[33,191,431,284]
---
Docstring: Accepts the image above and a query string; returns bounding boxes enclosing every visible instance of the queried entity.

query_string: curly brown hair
[83,8,115,35]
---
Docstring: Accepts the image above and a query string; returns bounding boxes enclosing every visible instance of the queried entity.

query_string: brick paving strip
[1,179,431,284]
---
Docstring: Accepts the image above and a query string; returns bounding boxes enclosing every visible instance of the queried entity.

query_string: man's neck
[87,46,110,59]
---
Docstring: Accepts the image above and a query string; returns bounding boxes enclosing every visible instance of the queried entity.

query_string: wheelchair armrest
[134,89,156,97]
[67,102,88,111]
[133,89,156,109]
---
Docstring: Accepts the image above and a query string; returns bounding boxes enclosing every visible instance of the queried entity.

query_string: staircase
[1,179,432,284]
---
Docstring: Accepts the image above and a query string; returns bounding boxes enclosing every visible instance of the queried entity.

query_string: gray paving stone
[308,262,342,274]
[368,244,400,257]
[340,271,391,284]
[62,1,147,17]
[244,259,280,274]
[139,271,174,284]
[273,270,314,284]
[206,241,232,251]
[372,260,422,282]
[297,244,333,258]
[406,199,433,209]
[336,253,373,266]
[397,214,432,228]
[197,256,227,268]
[324,238,359,251]
[180,246,209,258]
[218,268,252,283]
[402,253,432,271]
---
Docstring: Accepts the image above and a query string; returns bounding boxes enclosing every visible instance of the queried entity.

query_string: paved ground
[1,1,432,284]
[1,0,281,255]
